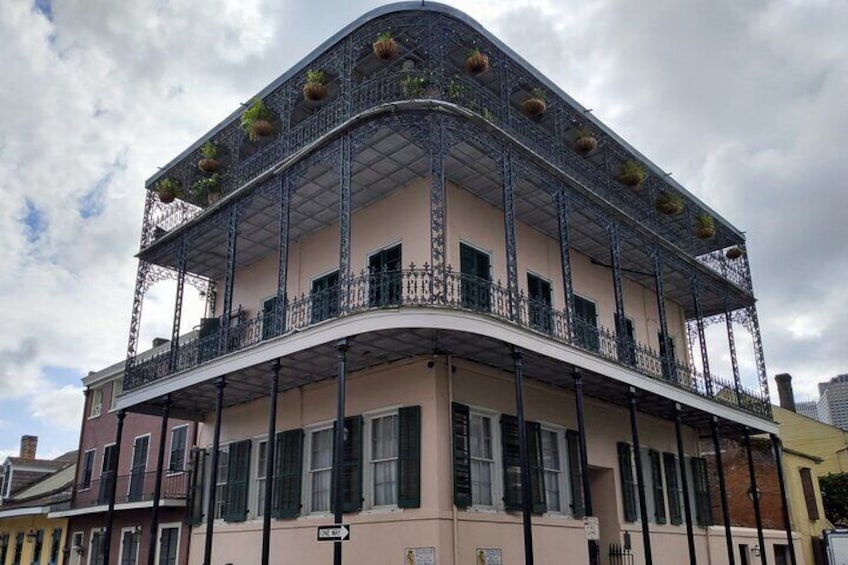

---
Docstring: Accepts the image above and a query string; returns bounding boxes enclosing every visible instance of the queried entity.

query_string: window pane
[545,470,561,512]
[541,430,560,470]
[470,415,491,459]
[373,461,397,506]
[471,460,492,506]
[257,442,267,479]
[312,430,333,470]
[312,469,331,512]
[372,415,398,460]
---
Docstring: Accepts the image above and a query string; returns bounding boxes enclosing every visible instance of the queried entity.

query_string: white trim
[87,528,105,565]
[538,423,570,516]
[365,240,403,264]
[69,531,84,565]
[167,425,190,475]
[302,422,334,514]
[79,449,96,491]
[251,435,270,520]
[309,268,340,287]
[466,405,502,510]
[88,387,104,419]
[47,498,186,519]
[99,443,116,477]
[155,523,181,565]
[116,526,140,565]
[116,309,777,433]
[362,406,402,510]
[0,505,51,518]
[458,238,494,262]
[127,433,151,498]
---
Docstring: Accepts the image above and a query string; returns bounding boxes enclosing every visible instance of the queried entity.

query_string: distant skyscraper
[818,374,848,430]
[796,401,820,421]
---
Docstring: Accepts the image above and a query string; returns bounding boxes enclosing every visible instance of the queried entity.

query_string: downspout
[447,355,458,565]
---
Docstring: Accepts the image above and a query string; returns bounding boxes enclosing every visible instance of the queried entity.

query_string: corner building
[116,4,793,565]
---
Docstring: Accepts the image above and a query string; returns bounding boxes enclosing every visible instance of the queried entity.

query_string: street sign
[583,516,600,541]
[317,524,350,542]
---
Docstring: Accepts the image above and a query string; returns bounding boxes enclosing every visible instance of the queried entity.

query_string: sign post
[317,524,351,542]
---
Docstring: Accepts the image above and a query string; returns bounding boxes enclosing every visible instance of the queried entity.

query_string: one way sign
[317,524,351,542]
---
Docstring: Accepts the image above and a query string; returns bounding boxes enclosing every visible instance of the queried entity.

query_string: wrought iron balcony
[71,470,189,510]
[124,266,768,417]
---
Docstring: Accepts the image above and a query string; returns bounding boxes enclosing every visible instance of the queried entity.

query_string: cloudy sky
[1,0,846,460]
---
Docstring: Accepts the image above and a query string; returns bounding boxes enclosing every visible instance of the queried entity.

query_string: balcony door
[527,273,553,333]
[128,436,150,502]
[368,244,402,307]
[311,271,340,323]
[658,332,677,381]
[98,445,117,505]
[573,296,599,352]
[460,243,491,312]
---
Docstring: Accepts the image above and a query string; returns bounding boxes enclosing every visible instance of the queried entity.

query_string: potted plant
[190,174,222,206]
[482,108,495,123]
[373,31,398,61]
[694,213,716,239]
[240,97,274,142]
[726,246,745,260]
[521,88,546,117]
[573,127,597,155]
[654,191,684,215]
[446,75,468,101]
[303,69,328,102]
[400,73,427,98]
[616,160,647,187]
[197,141,221,173]
[465,48,489,75]
[156,178,181,204]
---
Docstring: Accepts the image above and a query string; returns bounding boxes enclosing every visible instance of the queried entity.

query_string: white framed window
[89,388,103,419]
[304,425,333,513]
[168,425,189,473]
[110,379,123,411]
[213,446,230,520]
[88,529,105,565]
[540,426,570,514]
[254,438,268,518]
[117,527,140,565]
[470,410,498,507]
[365,411,399,508]
[155,524,180,565]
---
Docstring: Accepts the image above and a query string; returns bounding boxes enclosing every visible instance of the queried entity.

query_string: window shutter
[567,430,585,518]
[341,416,363,513]
[663,452,682,525]
[272,429,303,519]
[691,457,712,526]
[617,442,637,522]
[799,468,820,520]
[526,421,546,514]
[187,448,206,525]
[398,406,421,508]
[649,450,666,524]
[500,415,521,511]
[451,403,472,508]
[223,440,251,522]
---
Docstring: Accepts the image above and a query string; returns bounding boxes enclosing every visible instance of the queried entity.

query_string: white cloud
[29,385,85,431]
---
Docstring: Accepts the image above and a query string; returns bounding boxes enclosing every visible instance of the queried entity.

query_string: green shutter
[649,450,666,524]
[527,422,546,515]
[617,442,637,522]
[566,430,585,518]
[272,429,303,519]
[451,403,472,508]
[663,452,682,525]
[341,416,363,513]
[223,440,251,522]
[398,406,421,508]
[691,457,712,526]
[500,415,521,511]
[187,448,207,526]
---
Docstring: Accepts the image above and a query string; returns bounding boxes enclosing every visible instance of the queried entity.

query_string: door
[619,317,636,366]
[658,332,677,381]
[157,527,179,565]
[98,445,117,504]
[368,244,402,307]
[527,273,552,333]
[311,271,340,323]
[129,436,150,502]
[573,296,599,352]
[460,243,490,311]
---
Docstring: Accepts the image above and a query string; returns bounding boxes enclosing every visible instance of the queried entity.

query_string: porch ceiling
[132,327,765,438]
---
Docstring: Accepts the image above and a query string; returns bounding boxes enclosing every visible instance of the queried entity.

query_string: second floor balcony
[52,471,189,515]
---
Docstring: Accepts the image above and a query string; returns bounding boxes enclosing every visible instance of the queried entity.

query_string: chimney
[20,435,38,459]
[775,373,796,412]
[152,337,169,348]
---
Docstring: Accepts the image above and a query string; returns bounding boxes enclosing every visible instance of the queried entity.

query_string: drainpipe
[447,355,459,565]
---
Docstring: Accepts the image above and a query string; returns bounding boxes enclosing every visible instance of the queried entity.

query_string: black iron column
[691,278,714,397]
[169,237,188,371]
[261,360,281,565]
[743,427,767,565]
[275,177,290,337]
[333,339,349,565]
[572,368,597,565]
[147,396,171,565]
[502,150,519,322]
[512,347,534,565]
[125,188,157,373]
[338,133,352,313]
[428,114,446,302]
[711,417,735,565]
[102,409,126,565]
[554,190,575,341]
[219,206,239,355]
[628,388,652,565]
[771,434,797,565]
[674,403,697,565]
[203,377,226,565]
[652,249,675,382]
[608,222,628,363]
[724,302,743,406]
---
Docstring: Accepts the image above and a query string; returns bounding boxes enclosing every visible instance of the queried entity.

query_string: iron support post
[502,150,519,322]
[691,278,714,397]
[608,222,628,363]
[573,368,598,565]
[339,133,352,312]
[512,347,534,565]
[102,409,126,565]
[169,238,188,371]
[333,339,349,565]
[219,207,239,355]
[147,396,171,565]
[275,178,290,336]
[628,388,653,565]
[554,190,575,340]
[724,302,743,406]
[203,377,226,565]
[652,249,675,382]
[743,427,767,565]
[261,360,282,565]
[428,114,446,301]
[771,434,797,565]
[711,417,735,565]
[675,403,697,564]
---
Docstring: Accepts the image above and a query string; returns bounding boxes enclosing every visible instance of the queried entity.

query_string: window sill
[360,506,402,515]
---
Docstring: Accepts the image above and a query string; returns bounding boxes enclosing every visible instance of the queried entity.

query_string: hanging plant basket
[303,70,328,102]
[573,128,598,155]
[726,246,745,260]
[190,174,222,207]
[465,49,490,75]
[155,178,180,204]
[616,160,647,188]
[694,214,716,239]
[240,97,275,142]
[197,141,220,173]
[654,192,684,215]
[521,88,546,117]
[373,32,398,61]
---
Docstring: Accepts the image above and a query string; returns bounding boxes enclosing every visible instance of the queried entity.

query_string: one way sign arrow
[317,524,350,542]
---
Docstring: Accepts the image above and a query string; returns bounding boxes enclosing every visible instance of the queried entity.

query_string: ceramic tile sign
[404,547,436,565]
[476,548,502,565]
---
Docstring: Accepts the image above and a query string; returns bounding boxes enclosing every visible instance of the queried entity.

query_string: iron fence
[72,470,189,509]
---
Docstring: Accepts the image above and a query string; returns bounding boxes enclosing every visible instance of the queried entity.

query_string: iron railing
[124,266,768,416]
[70,470,189,510]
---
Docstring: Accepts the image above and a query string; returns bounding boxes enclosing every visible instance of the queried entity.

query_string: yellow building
[778,444,830,565]
[773,405,848,476]
[0,465,74,565]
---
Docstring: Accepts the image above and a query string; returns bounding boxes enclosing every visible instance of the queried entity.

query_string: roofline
[782,447,824,463]
[0,505,52,519]
[143,1,745,240]
[84,337,178,387]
